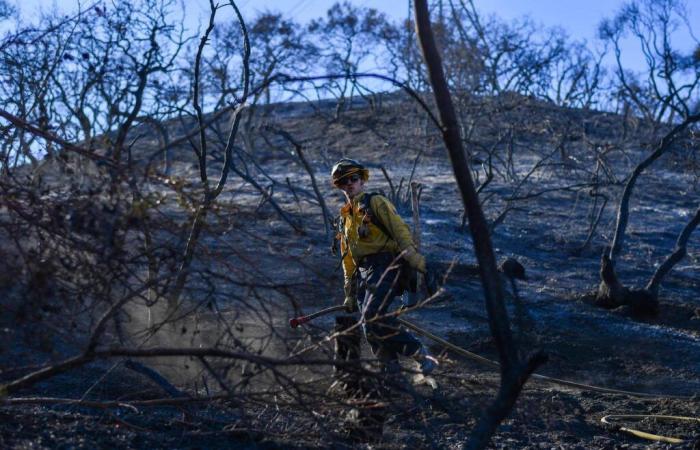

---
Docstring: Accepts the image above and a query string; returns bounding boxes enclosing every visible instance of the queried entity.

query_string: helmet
[331,158,369,186]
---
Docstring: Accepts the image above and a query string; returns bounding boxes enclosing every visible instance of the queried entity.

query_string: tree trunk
[608,113,700,262]
[596,249,628,308]
[598,114,698,317]
[596,249,658,316]
[412,2,545,448]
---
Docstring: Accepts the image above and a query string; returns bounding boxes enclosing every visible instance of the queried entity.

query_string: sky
[8,0,700,72]
[11,0,696,40]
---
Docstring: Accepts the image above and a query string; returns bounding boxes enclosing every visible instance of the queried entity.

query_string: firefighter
[331,158,438,375]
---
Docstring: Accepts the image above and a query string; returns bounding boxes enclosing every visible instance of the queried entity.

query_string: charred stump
[595,251,659,316]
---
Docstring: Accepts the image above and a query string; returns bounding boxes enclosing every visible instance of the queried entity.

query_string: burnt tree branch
[646,206,700,297]
[412,2,546,448]
[169,0,252,312]
[609,112,700,261]
[270,127,332,238]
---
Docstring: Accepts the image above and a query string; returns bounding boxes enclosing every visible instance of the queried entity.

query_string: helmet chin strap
[344,182,364,201]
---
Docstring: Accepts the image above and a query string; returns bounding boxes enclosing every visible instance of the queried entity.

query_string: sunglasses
[339,174,361,186]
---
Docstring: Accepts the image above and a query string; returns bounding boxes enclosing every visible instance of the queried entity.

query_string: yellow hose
[601,415,700,444]
[397,318,693,399]
[396,318,700,443]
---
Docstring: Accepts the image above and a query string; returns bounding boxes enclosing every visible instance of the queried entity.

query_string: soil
[1,93,699,448]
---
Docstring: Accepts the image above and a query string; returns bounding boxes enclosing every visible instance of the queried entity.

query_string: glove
[343,295,358,313]
[403,248,426,274]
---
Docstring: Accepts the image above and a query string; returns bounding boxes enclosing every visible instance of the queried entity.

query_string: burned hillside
[1,84,699,448]
[1,0,699,448]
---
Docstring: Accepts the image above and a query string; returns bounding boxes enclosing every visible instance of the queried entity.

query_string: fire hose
[289,306,699,444]
[600,415,699,444]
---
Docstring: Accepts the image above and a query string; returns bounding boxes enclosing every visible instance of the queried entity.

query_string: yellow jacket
[339,193,424,300]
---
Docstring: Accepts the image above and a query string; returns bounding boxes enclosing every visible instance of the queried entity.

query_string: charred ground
[1,91,699,449]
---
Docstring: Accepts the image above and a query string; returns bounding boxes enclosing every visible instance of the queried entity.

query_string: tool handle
[288,316,308,328]
[289,305,347,328]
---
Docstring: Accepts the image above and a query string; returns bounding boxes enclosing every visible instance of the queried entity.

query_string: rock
[499,257,527,280]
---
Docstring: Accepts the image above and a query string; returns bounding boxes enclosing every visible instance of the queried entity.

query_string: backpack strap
[331,215,342,256]
[362,192,419,294]
[331,192,392,259]
[331,214,350,270]
[360,192,392,239]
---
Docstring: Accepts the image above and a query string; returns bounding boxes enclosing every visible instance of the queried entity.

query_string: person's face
[338,174,364,198]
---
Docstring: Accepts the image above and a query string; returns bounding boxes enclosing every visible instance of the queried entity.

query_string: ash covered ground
[1,93,699,449]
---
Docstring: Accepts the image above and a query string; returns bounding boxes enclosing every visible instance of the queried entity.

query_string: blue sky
[13,0,696,42]
[11,0,700,72]
[229,0,696,49]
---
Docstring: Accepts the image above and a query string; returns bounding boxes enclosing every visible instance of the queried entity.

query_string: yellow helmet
[331,158,369,186]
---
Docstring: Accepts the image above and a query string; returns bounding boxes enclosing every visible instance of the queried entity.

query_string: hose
[601,415,700,444]
[397,318,700,443]
[397,318,694,399]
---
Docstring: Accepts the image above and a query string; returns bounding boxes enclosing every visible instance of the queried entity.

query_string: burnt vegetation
[0,0,698,448]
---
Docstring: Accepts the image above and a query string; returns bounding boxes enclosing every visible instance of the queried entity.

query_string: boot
[412,346,439,376]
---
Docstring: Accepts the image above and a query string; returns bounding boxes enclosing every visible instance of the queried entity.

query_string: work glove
[343,295,358,313]
[403,247,426,274]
